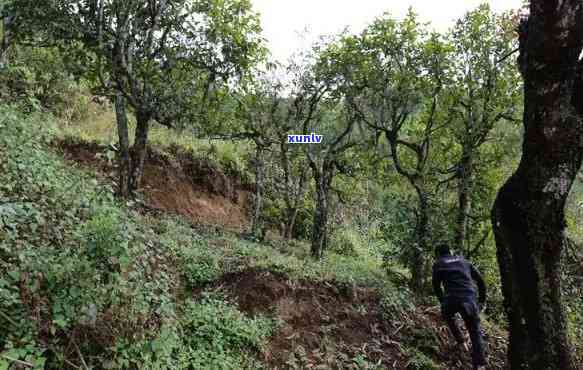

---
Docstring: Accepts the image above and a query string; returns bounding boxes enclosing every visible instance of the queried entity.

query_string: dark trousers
[441,296,486,368]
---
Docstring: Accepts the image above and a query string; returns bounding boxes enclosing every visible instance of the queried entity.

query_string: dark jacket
[432,254,486,304]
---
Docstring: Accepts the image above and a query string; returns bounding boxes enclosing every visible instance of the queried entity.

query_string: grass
[57,101,251,178]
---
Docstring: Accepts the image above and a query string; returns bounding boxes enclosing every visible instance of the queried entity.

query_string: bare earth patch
[202,269,508,369]
[56,139,251,232]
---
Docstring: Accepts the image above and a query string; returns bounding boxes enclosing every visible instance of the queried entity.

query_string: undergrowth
[0,106,518,369]
[0,107,270,369]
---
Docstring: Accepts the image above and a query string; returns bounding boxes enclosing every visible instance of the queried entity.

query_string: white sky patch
[252,0,524,63]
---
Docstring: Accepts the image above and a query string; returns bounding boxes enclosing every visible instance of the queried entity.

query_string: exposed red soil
[57,139,251,232]
[203,269,508,370]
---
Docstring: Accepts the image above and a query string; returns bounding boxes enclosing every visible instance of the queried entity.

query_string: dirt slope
[57,139,251,232]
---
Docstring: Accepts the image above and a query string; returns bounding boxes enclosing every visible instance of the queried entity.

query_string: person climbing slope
[432,243,487,370]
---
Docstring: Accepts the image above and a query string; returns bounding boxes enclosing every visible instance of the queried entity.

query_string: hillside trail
[57,139,508,369]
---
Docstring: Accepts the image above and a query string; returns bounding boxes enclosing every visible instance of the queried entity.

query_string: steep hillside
[0,108,510,369]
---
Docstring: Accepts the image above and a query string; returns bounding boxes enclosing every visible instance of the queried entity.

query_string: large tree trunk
[283,207,298,239]
[491,3,582,368]
[130,111,150,191]
[310,162,333,259]
[311,175,328,259]
[114,92,132,198]
[283,168,307,239]
[455,148,473,253]
[492,171,576,369]
[250,144,265,239]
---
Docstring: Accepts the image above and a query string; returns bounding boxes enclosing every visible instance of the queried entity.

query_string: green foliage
[0,106,272,368]
[156,218,231,289]
[3,0,582,365]
[379,284,415,318]
[179,243,222,289]
[182,297,273,358]
[407,327,440,357]
[0,342,46,370]
[109,296,274,370]
[0,46,90,120]
[284,343,386,370]
[192,140,251,181]
[80,206,130,275]
[0,108,156,368]
[405,348,439,370]
[0,103,525,368]
[329,228,365,257]
[11,0,267,130]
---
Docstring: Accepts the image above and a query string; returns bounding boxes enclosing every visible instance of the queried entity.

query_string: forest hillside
[1,1,582,369]
[0,105,511,369]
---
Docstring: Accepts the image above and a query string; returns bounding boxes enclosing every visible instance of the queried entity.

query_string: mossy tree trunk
[114,92,132,197]
[130,110,151,191]
[113,100,152,197]
[491,2,583,368]
[282,173,307,240]
[283,208,298,239]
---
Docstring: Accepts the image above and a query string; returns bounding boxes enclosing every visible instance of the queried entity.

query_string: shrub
[405,348,439,370]
[379,284,415,318]
[0,46,90,119]
[159,227,223,288]
[329,228,365,257]
[109,295,276,370]
[182,249,222,288]
[178,296,274,369]
[80,206,130,276]
[0,107,181,368]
